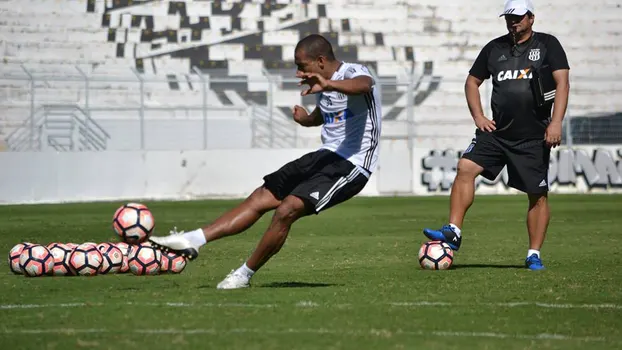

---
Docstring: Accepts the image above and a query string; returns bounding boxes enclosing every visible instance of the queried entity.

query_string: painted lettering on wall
[421,148,622,191]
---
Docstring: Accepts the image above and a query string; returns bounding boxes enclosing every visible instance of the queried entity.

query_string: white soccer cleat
[217,270,251,290]
[148,227,200,260]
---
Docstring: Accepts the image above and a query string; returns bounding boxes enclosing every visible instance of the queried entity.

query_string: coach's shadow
[259,281,342,288]
[451,264,524,269]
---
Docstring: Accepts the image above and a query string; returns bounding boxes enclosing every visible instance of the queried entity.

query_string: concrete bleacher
[1,0,621,150]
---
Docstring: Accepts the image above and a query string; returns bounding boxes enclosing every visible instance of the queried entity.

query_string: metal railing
[1,64,621,151]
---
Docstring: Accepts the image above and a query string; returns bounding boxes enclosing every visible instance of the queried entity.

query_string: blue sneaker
[525,254,545,270]
[423,225,462,251]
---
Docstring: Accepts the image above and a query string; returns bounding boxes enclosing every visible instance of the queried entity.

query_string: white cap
[499,0,535,17]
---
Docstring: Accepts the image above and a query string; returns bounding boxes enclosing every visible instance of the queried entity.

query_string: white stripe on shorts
[315,167,361,212]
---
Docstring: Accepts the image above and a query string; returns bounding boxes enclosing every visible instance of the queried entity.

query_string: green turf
[1,195,621,349]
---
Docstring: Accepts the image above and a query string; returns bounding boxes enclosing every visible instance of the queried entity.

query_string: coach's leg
[217,195,310,289]
[202,186,281,243]
[448,158,484,228]
[526,192,549,253]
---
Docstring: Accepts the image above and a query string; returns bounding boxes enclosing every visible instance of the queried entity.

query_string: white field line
[399,218,617,223]
[1,301,621,310]
[0,327,608,342]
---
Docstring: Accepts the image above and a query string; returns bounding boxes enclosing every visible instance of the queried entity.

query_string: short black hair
[295,34,336,61]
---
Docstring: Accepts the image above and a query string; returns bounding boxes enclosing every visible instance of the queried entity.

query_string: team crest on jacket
[528,48,540,61]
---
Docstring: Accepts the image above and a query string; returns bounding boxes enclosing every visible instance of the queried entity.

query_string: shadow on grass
[258,281,342,288]
[452,264,525,269]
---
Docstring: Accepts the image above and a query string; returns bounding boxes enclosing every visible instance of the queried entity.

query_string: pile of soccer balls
[8,203,187,277]
[418,241,454,270]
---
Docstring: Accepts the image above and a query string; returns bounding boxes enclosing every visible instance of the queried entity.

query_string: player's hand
[297,72,330,96]
[474,115,496,132]
[545,120,562,148]
[292,105,309,125]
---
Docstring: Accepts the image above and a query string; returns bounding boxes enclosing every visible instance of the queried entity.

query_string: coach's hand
[474,115,496,132]
[297,72,329,95]
[545,120,562,148]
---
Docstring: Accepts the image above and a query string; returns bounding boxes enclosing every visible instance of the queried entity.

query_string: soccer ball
[65,243,79,249]
[114,242,130,273]
[112,203,155,244]
[418,241,454,270]
[19,244,55,277]
[160,251,187,274]
[97,243,123,274]
[128,244,161,276]
[69,243,103,276]
[8,242,32,274]
[48,243,74,276]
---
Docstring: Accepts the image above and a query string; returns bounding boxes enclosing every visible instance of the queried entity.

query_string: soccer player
[149,34,381,288]
[422,0,570,270]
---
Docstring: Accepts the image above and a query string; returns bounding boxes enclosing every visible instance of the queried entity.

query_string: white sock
[235,263,255,279]
[448,223,462,237]
[527,249,540,258]
[182,229,207,247]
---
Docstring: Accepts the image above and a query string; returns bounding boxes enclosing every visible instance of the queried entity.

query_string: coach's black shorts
[461,130,550,194]
[262,149,368,213]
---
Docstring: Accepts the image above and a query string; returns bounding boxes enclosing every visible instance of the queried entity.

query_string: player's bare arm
[545,69,570,148]
[465,74,496,132]
[293,106,323,127]
[298,73,372,96]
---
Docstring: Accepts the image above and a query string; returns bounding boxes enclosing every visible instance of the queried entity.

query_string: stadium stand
[1,0,621,150]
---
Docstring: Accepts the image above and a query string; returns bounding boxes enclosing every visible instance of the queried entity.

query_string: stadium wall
[1,145,621,205]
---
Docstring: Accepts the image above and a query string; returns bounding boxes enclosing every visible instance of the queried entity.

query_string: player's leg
[149,186,281,260]
[246,195,310,271]
[149,150,327,260]
[217,158,368,289]
[423,131,505,250]
[202,187,281,243]
[505,139,550,270]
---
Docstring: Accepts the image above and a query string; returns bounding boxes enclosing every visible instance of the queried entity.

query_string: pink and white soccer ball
[160,251,187,274]
[112,203,155,244]
[8,242,32,274]
[418,241,454,270]
[97,243,123,274]
[69,243,103,276]
[47,243,74,276]
[128,244,161,276]
[65,243,79,250]
[114,242,130,273]
[19,244,55,277]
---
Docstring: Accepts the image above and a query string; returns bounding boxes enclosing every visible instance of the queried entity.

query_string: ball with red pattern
[19,244,55,277]
[112,203,155,244]
[160,251,187,274]
[48,243,74,276]
[128,244,161,276]
[114,242,130,273]
[97,243,123,274]
[69,243,103,276]
[65,243,79,250]
[8,242,32,274]
[418,241,454,270]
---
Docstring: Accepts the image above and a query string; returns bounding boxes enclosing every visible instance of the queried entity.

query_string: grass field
[1,194,621,349]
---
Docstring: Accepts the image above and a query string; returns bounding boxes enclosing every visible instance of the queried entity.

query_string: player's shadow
[452,264,525,269]
[259,281,341,288]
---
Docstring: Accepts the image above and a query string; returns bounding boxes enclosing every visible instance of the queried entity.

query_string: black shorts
[262,149,368,213]
[462,130,550,194]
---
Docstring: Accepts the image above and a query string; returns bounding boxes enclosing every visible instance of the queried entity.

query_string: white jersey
[316,62,382,176]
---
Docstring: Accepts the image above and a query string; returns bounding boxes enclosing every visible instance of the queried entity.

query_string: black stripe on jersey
[363,90,379,170]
